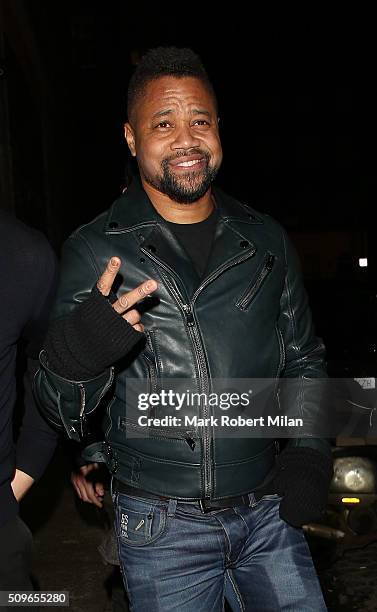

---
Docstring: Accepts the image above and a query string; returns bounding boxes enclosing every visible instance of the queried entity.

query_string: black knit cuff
[276,447,334,526]
[277,446,334,483]
[44,286,143,380]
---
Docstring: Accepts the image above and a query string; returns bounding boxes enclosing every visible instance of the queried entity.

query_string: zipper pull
[183,304,195,327]
[185,436,196,451]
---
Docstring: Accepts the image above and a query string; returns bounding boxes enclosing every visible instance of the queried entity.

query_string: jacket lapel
[104,180,264,299]
[199,187,263,283]
[105,180,200,299]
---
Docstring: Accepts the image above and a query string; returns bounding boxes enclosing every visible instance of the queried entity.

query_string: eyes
[154,119,210,130]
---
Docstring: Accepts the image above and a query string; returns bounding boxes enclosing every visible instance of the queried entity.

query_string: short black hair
[127,46,217,121]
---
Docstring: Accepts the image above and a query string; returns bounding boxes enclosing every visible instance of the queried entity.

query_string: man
[35,47,332,611]
[0,210,58,595]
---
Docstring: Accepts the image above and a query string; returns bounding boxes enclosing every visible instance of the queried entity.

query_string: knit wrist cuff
[44,286,143,379]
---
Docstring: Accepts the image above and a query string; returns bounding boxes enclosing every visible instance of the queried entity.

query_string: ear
[124,122,136,157]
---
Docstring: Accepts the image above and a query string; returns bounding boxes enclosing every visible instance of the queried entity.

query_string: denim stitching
[226,568,245,611]
[231,508,249,564]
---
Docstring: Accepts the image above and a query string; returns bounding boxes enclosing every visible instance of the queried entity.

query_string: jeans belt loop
[247,492,255,507]
[167,499,178,517]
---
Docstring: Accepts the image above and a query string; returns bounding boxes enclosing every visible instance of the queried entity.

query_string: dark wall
[1,2,375,265]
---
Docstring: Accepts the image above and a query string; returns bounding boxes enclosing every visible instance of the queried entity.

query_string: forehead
[136,76,216,118]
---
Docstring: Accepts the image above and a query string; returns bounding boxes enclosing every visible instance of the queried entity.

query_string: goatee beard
[144,151,219,204]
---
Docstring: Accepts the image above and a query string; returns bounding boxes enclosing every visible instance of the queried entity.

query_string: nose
[171,123,200,151]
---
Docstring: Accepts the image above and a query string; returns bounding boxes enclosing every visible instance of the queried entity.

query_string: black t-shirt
[167,207,219,278]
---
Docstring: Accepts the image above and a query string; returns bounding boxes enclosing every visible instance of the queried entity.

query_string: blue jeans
[113,491,327,611]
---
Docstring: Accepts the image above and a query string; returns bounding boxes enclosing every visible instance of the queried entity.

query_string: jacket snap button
[147,244,156,253]
[240,240,249,248]
[109,221,118,229]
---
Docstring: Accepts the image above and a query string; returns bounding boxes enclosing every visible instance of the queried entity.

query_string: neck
[141,178,214,224]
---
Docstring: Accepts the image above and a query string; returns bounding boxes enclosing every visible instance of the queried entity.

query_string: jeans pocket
[116,494,167,547]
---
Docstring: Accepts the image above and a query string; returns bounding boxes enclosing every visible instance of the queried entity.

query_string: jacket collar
[103,178,264,233]
[103,178,264,300]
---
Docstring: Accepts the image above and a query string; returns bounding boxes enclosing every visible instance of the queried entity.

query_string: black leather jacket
[35,180,329,500]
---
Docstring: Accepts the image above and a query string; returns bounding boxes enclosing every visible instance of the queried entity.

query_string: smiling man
[35,48,332,611]
[124,73,222,209]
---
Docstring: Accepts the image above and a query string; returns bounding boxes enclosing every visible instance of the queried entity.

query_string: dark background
[1,1,376,364]
[2,7,377,609]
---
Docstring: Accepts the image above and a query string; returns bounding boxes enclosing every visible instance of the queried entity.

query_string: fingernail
[145,281,155,291]
[111,257,119,266]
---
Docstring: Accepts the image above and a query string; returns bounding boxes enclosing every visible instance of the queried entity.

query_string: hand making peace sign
[96,257,158,333]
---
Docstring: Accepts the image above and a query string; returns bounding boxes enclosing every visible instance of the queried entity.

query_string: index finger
[97,257,121,296]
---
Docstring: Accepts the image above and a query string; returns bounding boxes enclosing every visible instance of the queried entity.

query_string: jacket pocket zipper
[142,330,161,390]
[235,253,275,311]
[276,325,286,375]
[119,417,197,450]
[142,351,158,391]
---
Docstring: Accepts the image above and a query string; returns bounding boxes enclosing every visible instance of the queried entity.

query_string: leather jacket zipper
[143,350,157,390]
[182,303,211,489]
[183,248,257,498]
[276,325,286,375]
[141,350,158,418]
[191,248,257,304]
[120,417,197,448]
[235,253,275,311]
[142,245,256,498]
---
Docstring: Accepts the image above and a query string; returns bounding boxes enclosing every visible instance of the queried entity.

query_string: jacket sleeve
[33,233,114,443]
[277,228,331,459]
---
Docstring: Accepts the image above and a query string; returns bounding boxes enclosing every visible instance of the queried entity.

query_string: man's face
[125,76,223,204]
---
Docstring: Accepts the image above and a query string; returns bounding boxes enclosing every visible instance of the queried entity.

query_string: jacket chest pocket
[235,252,275,312]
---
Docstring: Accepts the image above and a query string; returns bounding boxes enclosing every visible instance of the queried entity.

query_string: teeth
[176,159,202,167]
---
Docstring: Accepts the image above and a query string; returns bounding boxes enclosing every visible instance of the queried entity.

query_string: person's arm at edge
[13,235,59,500]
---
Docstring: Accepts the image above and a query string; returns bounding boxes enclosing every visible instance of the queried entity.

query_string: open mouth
[168,155,206,171]
[175,158,203,168]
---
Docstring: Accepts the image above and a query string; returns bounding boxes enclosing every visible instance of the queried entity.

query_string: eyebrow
[191,109,211,117]
[152,109,173,119]
[151,108,212,120]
